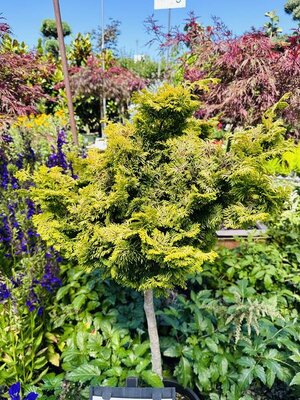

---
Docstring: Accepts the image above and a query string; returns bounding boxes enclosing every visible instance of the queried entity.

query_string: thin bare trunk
[144,289,163,378]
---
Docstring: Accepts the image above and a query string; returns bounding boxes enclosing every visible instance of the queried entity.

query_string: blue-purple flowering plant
[8,382,38,400]
[0,132,63,386]
[0,255,61,386]
[46,129,78,179]
[0,127,83,388]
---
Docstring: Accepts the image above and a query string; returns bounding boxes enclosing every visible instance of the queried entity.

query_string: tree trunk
[144,289,163,378]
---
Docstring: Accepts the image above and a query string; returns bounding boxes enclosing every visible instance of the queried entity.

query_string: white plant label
[154,0,186,10]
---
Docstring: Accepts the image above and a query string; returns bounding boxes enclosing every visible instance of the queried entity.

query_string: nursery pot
[163,379,202,400]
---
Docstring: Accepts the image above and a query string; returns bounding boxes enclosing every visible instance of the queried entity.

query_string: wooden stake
[53,0,78,146]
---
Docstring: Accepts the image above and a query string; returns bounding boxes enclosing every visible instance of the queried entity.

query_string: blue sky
[1,0,298,57]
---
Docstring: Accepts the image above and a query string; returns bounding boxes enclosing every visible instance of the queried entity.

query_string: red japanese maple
[146,15,300,134]
[69,55,145,104]
[0,21,51,123]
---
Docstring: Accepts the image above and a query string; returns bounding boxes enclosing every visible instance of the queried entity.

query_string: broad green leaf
[177,357,192,388]
[264,274,273,289]
[277,366,293,382]
[290,351,300,363]
[220,357,228,376]
[91,375,105,386]
[163,345,182,358]
[88,333,104,354]
[290,373,300,386]
[102,377,118,386]
[264,349,279,359]
[266,368,276,388]
[61,349,86,363]
[42,373,64,389]
[134,342,150,357]
[105,367,123,377]
[98,347,111,360]
[136,358,151,373]
[100,320,113,336]
[237,357,256,368]
[254,365,266,384]
[56,285,72,301]
[90,359,110,369]
[141,370,163,388]
[205,338,219,353]
[66,364,101,382]
[48,351,60,367]
[195,365,211,390]
[239,368,254,390]
[76,330,88,351]
[73,294,87,310]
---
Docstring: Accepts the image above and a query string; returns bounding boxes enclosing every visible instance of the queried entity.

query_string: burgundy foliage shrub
[0,52,50,118]
[69,55,145,105]
[0,21,52,123]
[196,31,300,133]
[147,15,300,134]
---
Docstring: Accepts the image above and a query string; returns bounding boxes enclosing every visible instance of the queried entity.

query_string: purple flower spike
[2,133,13,144]
[26,198,36,220]
[46,129,77,178]
[26,288,39,312]
[8,382,21,400]
[8,382,38,400]
[0,282,11,302]
[24,393,38,400]
[37,306,44,316]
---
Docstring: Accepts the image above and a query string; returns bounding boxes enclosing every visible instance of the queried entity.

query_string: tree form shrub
[0,51,51,121]
[30,84,290,380]
[119,56,166,83]
[193,30,300,132]
[264,11,283,38]
[285,0,300,21]
[40,19,71,59]
[40,19,71,40]
[70,56,145,106]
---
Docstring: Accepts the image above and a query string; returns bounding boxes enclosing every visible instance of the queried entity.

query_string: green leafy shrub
[156,192,300,398]
[160,280,300,399]
[35,265,160,399]
[264,144,300,176]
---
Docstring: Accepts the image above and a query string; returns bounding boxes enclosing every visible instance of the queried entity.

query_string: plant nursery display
[26,84,297,398]
[0,6,300,400]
